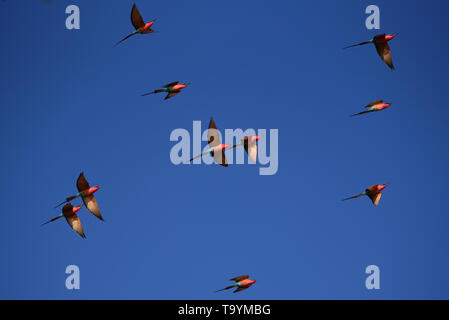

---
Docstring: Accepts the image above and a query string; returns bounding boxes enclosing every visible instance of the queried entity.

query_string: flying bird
[343,184,388,206]
[114,3,157,47]
[351,100,391,117]
[41,204,86,238]
[55,173,104,221]
[215,275,256,293]
[227,136,260,163]
[343,33,398,69]
[189,117,229,167]
[141,81,190,100]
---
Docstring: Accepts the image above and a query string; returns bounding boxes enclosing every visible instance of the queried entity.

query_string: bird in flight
[343,33,398,69]
[41,204,86,238]
[215,275,257,293]
[227,136,261,163]
[114,3,157,47]
[55,173,104,221]
[343,184,388,206]
[189,118,229,167]
[141,81,190,100]
[351,100,391,117]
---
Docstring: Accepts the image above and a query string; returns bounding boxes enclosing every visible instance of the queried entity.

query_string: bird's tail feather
[343,41,372,49]
[41,214,63,227]
[350,110,372,117]
[215,285,236,293]
[342,193,366,201]
[113,32,137,48]
[142,89,163,96]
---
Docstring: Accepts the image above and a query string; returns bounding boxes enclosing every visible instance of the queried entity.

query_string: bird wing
[65,213,86,238]
[369,192,382,206]
[213,150,228,167]
[244,141,258,163]
[208,118,221,148]
[131,4,145,30]
[365,100,383,108]
[374,42,394,69]
[233,287,247,293]
[230,275,249,282]
[164,81,179,88]
[76,172,90,192]
[82,195,104,221]
[164,91,180,100]
[366,185,379,193]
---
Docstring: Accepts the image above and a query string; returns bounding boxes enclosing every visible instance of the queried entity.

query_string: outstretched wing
[230,275,249,282]
[164,91,180,100]
[374,42,394,69]
[208,118,221,148]
[76,172,90,192]
[233,287,247,293]
[82,195,104,221]
[213,150,228,167]
[65,213,86,238]
[164,81,179,88]
[368,192,382,206]
[365,100,383,108]
[244,140,258,163]
[131,4,145,30]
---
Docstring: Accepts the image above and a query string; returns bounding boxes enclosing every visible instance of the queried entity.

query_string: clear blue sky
[1,0,449,299]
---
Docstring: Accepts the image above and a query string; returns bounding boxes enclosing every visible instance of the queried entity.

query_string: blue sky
[1,0,449,299]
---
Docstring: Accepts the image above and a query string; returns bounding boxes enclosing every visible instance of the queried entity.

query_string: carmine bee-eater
[189,117,229,167]
[141,81,190,100]
[41,204,86,238]
[56,173,104,221]
[113,3,157,48]
[343,33,398,69]
[215,275,257,293]
[351,100,392,117]
[343,184,388,207]
[227,136,261,163]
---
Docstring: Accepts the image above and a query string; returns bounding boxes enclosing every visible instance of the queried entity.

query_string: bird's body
[189,117,229,166]
[55,173,104,221]
[41,204,86,238]
[216,275,256,293]
[114,4,157,47]
[227,136,260,163]
[351,100,391,117]
[343,33,398,69]
[343,184,387,206]
[141,81,190,100]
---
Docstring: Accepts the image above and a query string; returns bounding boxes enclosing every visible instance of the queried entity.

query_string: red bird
[41,204,86,238]
[189,118,229,167]
[55,173,104,221]
[142,81,190,100]
[227,135,261,163]
[351,100,391,117]
[343,184,387,207]
[343,33,398,69]
[215,275,257,293]
[114,3,157,47]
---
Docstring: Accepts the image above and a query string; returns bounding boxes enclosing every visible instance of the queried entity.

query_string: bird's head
[249,279,257,285]
[386,33,398,41]
[243,136,261,144]
[92,186,102,193]
[378,184,387,192]
[73,205,83,213]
